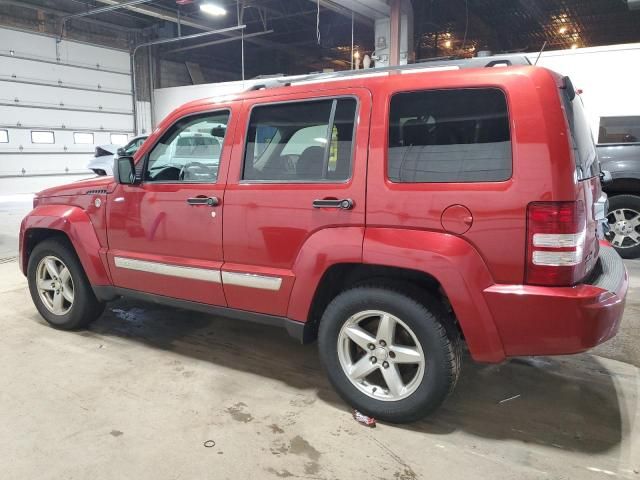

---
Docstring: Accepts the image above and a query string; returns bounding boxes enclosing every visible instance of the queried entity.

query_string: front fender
[363,228,505,363]
[20,205,112,286]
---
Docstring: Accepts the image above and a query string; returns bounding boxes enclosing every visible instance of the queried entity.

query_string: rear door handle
[187,196,219,207]
[312,198,354,210]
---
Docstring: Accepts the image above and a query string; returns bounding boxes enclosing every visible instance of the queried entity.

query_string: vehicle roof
[177,55,560,112]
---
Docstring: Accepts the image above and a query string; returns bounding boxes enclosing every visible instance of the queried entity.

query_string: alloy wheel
[36,255,74,315]
[606,208,640,249]
[337,310,425,402]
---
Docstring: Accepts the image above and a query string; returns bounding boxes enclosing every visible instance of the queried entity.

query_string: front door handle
[312,198,354,210]
[187,196,219,207]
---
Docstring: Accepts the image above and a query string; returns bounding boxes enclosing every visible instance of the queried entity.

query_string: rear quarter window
[387,88,512,183]
[560,78,598,179]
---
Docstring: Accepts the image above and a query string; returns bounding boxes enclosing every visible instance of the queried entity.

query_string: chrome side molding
[114,257,222,283]
[221,271,282,291]
[113,256,283,291]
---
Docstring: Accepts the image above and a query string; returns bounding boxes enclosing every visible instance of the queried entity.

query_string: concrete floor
[0,258,639,479]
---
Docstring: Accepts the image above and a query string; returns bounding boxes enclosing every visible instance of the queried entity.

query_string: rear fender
[20,205,112,285]
[363,228,505,363]
[287,227,364,322]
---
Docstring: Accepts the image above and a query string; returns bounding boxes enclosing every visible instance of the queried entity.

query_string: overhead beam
[61,0,155,21]
[307,0,387,23]
[94,0,221,31]
[60,0,156,39]
[305,0,376,25]
[95,0,330,62]
[1,0,136,33]
[163,29,274,54]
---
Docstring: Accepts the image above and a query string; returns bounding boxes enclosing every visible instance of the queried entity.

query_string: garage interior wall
[0,26,137,177]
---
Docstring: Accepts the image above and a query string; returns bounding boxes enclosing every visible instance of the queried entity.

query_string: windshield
[560,77,598,179]
[174,135,221,159]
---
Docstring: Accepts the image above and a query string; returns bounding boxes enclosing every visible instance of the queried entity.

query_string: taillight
[525,201,587,286]
[32,196,40,209]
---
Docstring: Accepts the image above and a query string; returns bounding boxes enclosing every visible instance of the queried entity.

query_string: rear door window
[242,98,357,182]
[387,88,511,183]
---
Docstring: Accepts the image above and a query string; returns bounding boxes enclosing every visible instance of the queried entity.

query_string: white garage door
[0,27,134,177]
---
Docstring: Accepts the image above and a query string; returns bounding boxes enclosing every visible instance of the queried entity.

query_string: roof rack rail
[247,79,291,91]
[245,54,531,92]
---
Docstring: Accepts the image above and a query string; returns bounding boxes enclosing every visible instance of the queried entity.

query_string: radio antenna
[534,41,547,65]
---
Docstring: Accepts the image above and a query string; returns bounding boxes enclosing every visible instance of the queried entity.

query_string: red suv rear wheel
[318,286,461,423]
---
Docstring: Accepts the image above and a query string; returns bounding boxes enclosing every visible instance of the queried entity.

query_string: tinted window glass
[145,111,229,183]
[598,116,640,144]
[388,88,511,183]
[560,80,598,179]
[243,98,356,182]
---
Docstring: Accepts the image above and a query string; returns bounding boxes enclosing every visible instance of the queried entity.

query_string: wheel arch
[306,263,449,330]
[21,228,69,273]
[603,178,640,197]
[287,227,506,362]
[360,228,505,362]
[20,205,112,286]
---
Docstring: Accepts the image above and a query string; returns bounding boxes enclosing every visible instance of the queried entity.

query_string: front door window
[145,112,230,183]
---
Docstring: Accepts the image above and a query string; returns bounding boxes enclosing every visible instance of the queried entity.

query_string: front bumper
[483,243,627,357]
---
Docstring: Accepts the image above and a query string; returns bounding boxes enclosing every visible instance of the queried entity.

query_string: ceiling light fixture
[444,40,452,48]
[558,26,567,34]
[200,3,226,16]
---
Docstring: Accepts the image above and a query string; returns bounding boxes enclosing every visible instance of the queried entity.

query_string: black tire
[318,286,461,423]
[27,237,105,330]
[606,194,640,259]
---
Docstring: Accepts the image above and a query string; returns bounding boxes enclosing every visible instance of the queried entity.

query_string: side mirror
[116,147,125,157]
[113,156,137,184]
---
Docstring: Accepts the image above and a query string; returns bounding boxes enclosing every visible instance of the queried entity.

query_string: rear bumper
[483,244,627,357]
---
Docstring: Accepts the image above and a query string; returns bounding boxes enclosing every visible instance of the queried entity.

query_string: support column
[389,0,401,66]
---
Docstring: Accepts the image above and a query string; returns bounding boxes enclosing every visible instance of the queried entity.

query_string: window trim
[239,95,359,185]
[73,132,94,144]
[31,130,55,144]
[385,86,514,184]
[0,129,8,143]
[140,108,232,185]
[597,141,640,147]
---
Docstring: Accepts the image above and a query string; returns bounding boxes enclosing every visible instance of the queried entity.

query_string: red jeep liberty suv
[20,56,628,423]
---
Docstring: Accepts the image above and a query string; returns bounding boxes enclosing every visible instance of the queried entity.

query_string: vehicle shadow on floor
[82,299,626,455]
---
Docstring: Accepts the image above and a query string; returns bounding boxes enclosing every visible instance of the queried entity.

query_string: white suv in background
[87,135,148,176]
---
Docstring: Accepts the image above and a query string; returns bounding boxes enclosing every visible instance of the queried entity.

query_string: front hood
[36,176,115,198]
